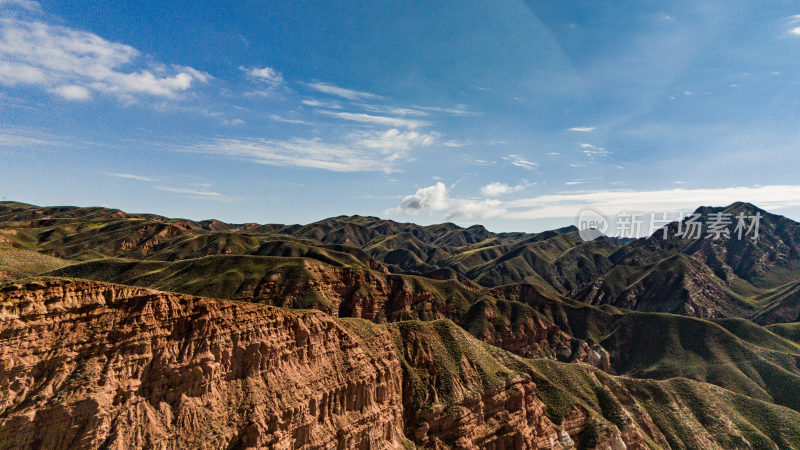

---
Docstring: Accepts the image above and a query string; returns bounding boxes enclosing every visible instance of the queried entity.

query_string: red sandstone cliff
[0,278,407,449]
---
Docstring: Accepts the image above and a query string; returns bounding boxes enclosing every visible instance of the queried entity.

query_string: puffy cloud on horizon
[392,182,506,219]
[391,184,800,222]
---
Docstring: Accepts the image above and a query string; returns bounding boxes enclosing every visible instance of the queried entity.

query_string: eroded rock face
[0,278,407,449]
[0,278,736,450]
[390,324,568,450]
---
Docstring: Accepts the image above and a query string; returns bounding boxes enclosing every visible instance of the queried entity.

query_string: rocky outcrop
[0,278,407,449]
[386,320,570,449]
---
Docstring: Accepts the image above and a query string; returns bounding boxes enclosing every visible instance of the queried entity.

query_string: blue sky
[3,0,800,231]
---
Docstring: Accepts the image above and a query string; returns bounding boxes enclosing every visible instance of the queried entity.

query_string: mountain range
[1,201,800,449]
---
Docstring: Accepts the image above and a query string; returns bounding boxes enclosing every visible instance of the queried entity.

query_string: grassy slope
[0,245,72,278]
[506,289,800,413]
[342,318,800,449]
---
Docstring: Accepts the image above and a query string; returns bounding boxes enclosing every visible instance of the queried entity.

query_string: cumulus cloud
[393,182,506,219]
[0,17,210,102]
[396,182,450,213]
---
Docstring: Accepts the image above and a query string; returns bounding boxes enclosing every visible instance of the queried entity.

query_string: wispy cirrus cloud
[181,126,441,173]
[788,15,800,35]
[319,111,429,129]
[105,172,152,182]
[301,98,342,109]
[182,137,394,172]
[580,143,610,157]
[568,126,595,132]
[350,128,438,152]
[0,14,210,102]
[305,82,379,100]
[269,114,312,125]
[502,154,539,170]
[101,171,231,201]
[0,130,57,147]
[155,186,224,199]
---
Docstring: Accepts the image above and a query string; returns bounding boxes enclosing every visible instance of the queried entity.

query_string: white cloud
[396,182,450,213]
[442,140,464,147]
[0,18,209,102]
[565,181,587,185]
[222,118,245,126]
[503,154,539,170]
[0,0,40,12]
[320,111,429,129]
[568,126,595,132]
[51,84,90,100]
[503,185,800,219]
[155,186,225,199]
[241,66,283,86]
[0,130,56,147]
[351,128,438,151]
[392,182,506,219]
[480,181,526,197]
[392,184,800,222]
[788,15,800,34]
[302,98,342,109]
[357,103,429,117]
[269,114,312,125]
[107,172,152,182]
[305,82,379,100]
[413,104,475,116]
[182,137,400,172]
[580,143,610,157]
[446,198,505,219]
